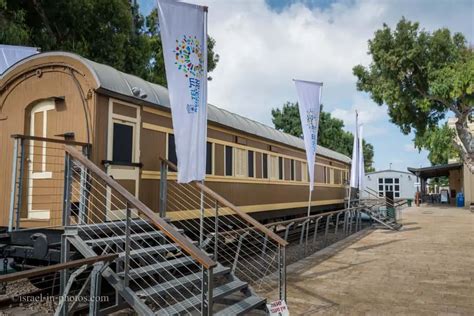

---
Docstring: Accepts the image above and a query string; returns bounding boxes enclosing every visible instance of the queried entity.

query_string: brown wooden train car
[0,52,351,229]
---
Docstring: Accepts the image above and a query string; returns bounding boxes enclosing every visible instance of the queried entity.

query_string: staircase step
[119,243,182,259]
[137,264,230,299]
[72,219,152,235]
[118,256,195,278]
[157,279,248,316]
[84,231,173,246]
[215,295,267,316]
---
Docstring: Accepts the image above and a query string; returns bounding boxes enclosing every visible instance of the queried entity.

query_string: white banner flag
[350,112,359,188]
[294,79,322,191]
[358,124,364,190]
[157,0,208,183]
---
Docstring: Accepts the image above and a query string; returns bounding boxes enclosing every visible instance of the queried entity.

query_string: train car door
[105,99,141,220]
[27,100,55,219]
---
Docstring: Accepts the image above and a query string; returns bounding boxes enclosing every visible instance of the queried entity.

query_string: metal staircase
[56,145,284,315]
[64,221,266,315]
[360,188,404,231]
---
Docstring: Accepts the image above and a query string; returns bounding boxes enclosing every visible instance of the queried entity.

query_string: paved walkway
[283,206,474,315]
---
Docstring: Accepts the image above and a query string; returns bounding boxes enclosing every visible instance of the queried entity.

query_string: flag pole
[307,187,312,217]
[199,6,208,248]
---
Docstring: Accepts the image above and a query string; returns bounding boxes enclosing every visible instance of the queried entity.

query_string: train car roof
[2,51,351,164]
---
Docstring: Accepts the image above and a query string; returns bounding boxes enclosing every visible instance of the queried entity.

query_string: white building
[361,169,417,200]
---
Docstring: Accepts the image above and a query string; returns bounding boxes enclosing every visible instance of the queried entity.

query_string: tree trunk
[453,111,474,174]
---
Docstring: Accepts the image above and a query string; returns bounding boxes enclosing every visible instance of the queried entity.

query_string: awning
[407,162,463,178]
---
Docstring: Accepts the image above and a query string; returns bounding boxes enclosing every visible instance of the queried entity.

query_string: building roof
[407,162,463,178]
[2,51,351,164]
[366,169,413,176]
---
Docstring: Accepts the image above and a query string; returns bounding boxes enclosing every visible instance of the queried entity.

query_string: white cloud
[182,0,471,170]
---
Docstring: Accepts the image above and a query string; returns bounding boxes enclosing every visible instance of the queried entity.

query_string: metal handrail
[0,254,118,283]
[64,145,216,269]
[160,157,289,247]
[12,134,90,147]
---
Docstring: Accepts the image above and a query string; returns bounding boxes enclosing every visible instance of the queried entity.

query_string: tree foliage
[0,0,219,86]
[414,123,460,165]
[353,18,473,171]
[271,102,375,172]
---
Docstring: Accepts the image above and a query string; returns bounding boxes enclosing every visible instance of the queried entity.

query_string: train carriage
[0,51,350,231]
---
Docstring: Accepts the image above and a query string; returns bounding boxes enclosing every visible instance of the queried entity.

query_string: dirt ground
[279,205,474,315]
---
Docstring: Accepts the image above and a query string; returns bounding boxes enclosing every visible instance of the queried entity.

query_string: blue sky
[140,0,473,171]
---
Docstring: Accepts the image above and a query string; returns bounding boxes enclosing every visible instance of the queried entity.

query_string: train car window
[262,153,268,178]
[248,151,254,177]
[234,148,247,177]
[278,157,283,180]
[206,142,213,175]
[113,122,133,163]
[167,134,178,165]
[301,162,307,182]
[225,146,233,176]
[288,159,293,180]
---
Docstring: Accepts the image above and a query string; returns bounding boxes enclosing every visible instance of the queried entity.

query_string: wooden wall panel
[295,161,302,181]
[113,102,137,118]
[141,129,166,171]
[205,181,345,208]
[284,158,291,181]
[139,179,159,212]
[214,144,224,176]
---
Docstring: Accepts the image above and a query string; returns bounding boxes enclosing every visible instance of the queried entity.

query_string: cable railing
[8,134,90,231]
[61,146,216,315]
[159,157,288,303]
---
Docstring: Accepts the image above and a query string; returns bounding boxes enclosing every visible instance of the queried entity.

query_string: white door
[27,101,55,219]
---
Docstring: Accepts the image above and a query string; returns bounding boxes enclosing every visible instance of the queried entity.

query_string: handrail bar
[262,206,367,229]
[12,134,90,147]
[65,146,216,269]
[0,254,118,283]
[159,157,288,247]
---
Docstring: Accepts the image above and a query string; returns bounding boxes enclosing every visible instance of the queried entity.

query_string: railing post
[15,138,26,231]
[202,267,213,316]
[284,222,294,241]
[78,163,87,225]
[62,153,73,227]
[324,214,333,246]
[59,234,70,316]
[124,202,131,287]
[299,219,309,245]
[233,232,249,273]
[278,245,287,302]
[214,200,219,261]
[8,138,19,232]
[89,262,103,315]
[159,160,168,218]
[313,216,322,242]
[335,211,342,234]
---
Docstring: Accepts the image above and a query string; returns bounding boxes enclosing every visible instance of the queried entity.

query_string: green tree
[271,102,375,172]
[414,123,460,165]
[0,0,219,86]
[353,18,473,171]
